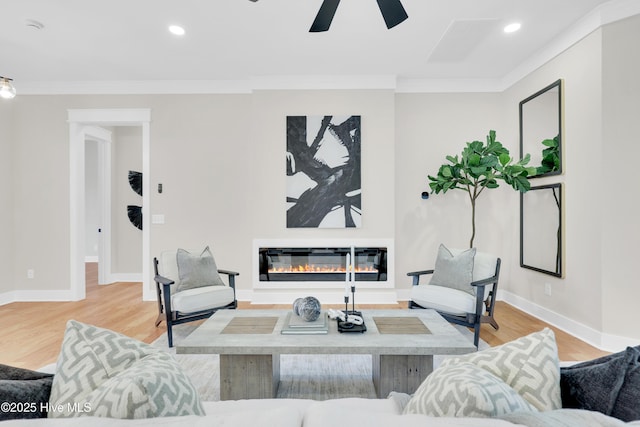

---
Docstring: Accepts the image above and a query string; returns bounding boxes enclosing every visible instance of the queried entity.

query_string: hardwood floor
[0,263,608,370]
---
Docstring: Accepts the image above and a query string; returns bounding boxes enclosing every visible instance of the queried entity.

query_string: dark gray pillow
[0,364,53,420]
[428,244,476,295]
[176,246,225,292]
[610,346,640,422]
[560,345,640,421]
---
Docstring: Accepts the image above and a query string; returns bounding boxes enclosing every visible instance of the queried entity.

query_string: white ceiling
[0,0,637,93]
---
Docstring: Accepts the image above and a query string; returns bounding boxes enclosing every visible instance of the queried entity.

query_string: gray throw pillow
[560,345,640,421]
[611,346,640,421]
[0,364,53,420]
[428,244,476,295]
[176,246,225,292]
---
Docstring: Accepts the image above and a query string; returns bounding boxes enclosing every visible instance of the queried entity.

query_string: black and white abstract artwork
[286,115,361,228]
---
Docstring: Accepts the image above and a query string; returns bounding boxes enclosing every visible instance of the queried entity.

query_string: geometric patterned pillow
[48,320,204,419]
[440,327,561,411]
[403,362,537,418]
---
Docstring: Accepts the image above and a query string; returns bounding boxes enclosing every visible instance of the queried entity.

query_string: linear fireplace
[251,239,395,304]
[259,246,387,282]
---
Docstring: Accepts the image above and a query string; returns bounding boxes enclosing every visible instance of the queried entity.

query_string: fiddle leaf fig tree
[428,130,537,248]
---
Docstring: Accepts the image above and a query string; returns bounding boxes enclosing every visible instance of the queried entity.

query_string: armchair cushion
[410,283,476,316]
[176,247,225,292]
[429,245,476,296]
[172,285,236,313]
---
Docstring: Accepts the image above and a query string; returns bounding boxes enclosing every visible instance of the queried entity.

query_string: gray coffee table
[176,309,476,400]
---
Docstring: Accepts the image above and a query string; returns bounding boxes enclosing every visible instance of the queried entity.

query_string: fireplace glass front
[259,247,387,282]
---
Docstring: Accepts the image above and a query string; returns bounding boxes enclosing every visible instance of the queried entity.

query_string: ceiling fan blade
[376,0,408,29]
[310,0,341,32]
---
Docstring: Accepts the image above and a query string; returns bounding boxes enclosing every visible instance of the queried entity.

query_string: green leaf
[499,153,510,166]
[468,153,481,166]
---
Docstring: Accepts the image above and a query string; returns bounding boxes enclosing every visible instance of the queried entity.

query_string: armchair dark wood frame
[153,257,238,347]
[407,258,501,348]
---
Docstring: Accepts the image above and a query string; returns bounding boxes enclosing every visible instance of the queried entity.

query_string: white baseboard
[500,290,638,353]
[108,273,143,283]
[0,289,76,305]
[84,256,99,263]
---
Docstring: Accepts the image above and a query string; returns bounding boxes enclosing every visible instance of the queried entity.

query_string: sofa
[2,320,639,427]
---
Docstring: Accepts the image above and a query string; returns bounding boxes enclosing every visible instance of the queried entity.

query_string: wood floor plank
[0,263,608,370]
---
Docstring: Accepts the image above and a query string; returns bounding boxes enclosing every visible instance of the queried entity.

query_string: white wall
[601,15,640,340]
[504,29,604,334]
[394,93,509,297]
[10,96,71,292]
[0,100,13,295]
[112,126,142,275]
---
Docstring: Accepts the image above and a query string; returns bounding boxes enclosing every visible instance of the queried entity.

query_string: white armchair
[154,247,238,347]
[408,245,500,347]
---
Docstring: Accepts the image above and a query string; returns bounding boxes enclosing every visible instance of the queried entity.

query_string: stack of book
[281,312,329,335]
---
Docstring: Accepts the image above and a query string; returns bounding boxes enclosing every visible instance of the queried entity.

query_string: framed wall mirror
[519,79,563,178]
[520,183,563,277]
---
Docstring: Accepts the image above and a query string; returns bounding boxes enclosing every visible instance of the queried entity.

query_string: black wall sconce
[421,191,429,200]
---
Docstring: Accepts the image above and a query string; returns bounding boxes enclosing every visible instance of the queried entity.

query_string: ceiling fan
[309,0,408,32]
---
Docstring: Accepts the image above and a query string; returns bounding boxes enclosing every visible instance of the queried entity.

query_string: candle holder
[351,285,356,314]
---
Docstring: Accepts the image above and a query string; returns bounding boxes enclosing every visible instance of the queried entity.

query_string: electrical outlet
[544,283,552,296]
[27,269,35,279]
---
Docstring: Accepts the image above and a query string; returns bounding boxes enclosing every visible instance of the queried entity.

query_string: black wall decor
[127,205,143,230]
[286,115,361,228]
[127,170,143,230]
[128,170,143,196]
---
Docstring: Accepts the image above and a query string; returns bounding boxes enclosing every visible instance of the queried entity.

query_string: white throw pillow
[403,362,536,418]
[48,320,204,419]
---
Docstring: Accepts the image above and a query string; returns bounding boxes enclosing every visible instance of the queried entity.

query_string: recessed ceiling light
[168,25,185,36]
[504,22,521,33]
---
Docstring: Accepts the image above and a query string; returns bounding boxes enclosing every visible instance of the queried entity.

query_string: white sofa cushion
[303,397,524,427]
[48,320,204,419]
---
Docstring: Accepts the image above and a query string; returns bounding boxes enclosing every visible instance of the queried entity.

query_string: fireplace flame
[269,264,377,273]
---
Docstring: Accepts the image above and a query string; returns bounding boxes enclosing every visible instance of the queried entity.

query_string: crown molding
[18,80,254,95]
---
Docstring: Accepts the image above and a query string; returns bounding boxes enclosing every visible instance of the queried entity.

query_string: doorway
[83,126,112,285]
[68,109,151,301]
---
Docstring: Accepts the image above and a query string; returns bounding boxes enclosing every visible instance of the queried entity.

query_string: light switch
[152,214,165,224]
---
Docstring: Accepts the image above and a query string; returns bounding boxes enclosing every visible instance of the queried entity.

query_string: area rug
[152,322,488,401]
